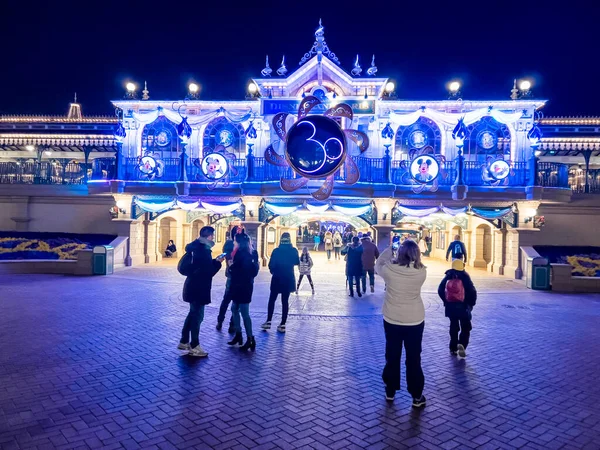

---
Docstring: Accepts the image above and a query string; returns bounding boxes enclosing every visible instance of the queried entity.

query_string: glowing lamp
[521,207,537,218]
[519,80,531,91]
[116,199,128,210]
[248,83,258,94]
[385,82,395,93]
[126,82,136,92]
[25,145,34,151]
[188,83,199,94]
[44,150,52,156]
[449,81,460,93]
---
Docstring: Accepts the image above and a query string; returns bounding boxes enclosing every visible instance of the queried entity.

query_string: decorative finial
[74,92,77,103]
[277,55,288,76]
[141,81,150,101]
[510,79,518,100]
[351,55,362,76]
[300,20,340,66]
[366,55,377,76]
[68,93,82,120]
[261,55,272,77]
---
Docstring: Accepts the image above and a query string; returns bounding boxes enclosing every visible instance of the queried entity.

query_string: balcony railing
[1,156,597,193]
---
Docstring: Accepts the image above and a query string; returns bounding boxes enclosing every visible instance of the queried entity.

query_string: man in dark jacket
[360,235,380,294]
[179,226,224,357]
[437,259,477,358]
[216,225,240,333]
[446,234,467,263]
[261,232,300,333]
[343,236,364,298]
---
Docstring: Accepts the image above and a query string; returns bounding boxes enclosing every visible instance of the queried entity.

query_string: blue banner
[262,99,375,115]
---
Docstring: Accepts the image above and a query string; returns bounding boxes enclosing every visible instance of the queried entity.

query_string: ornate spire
[142,81,150,100]
[299,19,340,66]
[277,56,288,76]
[366,55,377,76]
[67,93,82,120]
[261,55,272,77]
[351,55,362,76]
[510,79,518,100]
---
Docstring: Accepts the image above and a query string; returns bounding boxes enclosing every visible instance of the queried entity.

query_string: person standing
[296,247,315,295]
[324,231,333,260]
[262,232,300,333]
[360,235,380,293]
[313,233,321,252]
[216,225,239,333]
[227,232,260,351]
[343,236,363,297]
[375,240,427,407]
[333,231,343,260]
[437,260,477,358]
[446,234,468,263]
[178,226,224,357]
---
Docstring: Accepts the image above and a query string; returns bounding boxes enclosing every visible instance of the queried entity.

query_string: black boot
[240,336,256,352]
[227,332,243,346]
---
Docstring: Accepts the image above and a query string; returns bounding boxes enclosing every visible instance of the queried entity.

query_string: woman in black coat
[261,232,300,333]
[344,236,364,297]
[227,232,260,351]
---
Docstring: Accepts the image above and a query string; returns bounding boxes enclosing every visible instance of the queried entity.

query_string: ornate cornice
[0,134,115,146]
[0,116,117,123]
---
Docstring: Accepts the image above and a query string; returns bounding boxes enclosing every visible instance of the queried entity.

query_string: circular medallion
[201,152,228,180]
[155,130,171,147]
[409,130,428,149]
[286,115,346,179]
[139,156,157,174]
[409,156,439,184]
[488,159,510,180]
[477,130,497,150]
[218,130,234,147]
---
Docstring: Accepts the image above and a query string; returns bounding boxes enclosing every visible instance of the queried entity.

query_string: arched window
[394,117,441,159]
[202,117,245,156]
[464,116,511,161]
[141,116,179,157]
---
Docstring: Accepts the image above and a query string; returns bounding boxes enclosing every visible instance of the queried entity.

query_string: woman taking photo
[227,232,260,351]
[296,246,315,295]
[375,240,427,408]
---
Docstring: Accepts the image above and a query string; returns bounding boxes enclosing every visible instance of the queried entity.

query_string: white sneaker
[457,344,467,358]
[188,345,208,357]
[177,343,191,351]
[261,321,271,330]
[277,324,286,333]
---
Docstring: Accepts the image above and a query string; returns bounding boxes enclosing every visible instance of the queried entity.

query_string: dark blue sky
[1,1,596,117]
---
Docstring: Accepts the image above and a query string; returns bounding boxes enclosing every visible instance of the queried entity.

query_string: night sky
[1,1,596,117]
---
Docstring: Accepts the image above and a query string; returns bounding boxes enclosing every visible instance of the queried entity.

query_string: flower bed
[0,232,116,261]
[534,246,600,278]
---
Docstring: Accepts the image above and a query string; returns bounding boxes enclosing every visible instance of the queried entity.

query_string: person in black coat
[437,259,477,358]
[343,236,364,297]
[227,232,260,351]
[179,226,224,357]
[165,240,177,257]
[261,232,300,333]
[216,225,240,333]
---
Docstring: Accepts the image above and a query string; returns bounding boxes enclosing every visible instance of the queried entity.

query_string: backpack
[445,275,465,302]
[177,252,194,276]
[453,242,464,258]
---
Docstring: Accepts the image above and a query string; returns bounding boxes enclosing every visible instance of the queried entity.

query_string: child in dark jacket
[437,259,477,358]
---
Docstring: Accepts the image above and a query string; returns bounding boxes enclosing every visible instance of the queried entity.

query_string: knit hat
[451,260,465,271]
[280,232,291,244]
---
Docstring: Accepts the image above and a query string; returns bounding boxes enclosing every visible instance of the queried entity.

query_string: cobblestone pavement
[1,253,600,449]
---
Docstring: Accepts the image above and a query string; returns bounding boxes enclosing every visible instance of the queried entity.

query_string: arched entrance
[474,223,493,269]
[190,219,205,245]
[158,217,177,258]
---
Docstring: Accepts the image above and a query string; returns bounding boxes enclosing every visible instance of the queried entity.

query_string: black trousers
[449,317,472,351]
[382,320,425,399]
[181,303,205,348]
[267,290,290,325]
[347,275,361,295]
[297,274,314,289]
[361,269,375,291]
[217,278,233,326]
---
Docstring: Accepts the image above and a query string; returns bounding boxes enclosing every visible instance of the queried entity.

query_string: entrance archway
[474,223,493,268]
[190,219,205,245]
[158,217,177,258]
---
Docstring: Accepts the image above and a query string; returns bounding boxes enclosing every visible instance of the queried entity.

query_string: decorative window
[141,116,179,157]
[464,116,511,160]
[394,117,442,159]
[202,117,246,156]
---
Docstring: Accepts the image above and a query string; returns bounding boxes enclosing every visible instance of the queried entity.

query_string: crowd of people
[176,225,476,409]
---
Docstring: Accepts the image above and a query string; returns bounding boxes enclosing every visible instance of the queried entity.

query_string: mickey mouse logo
[201,153,228,180]
[410,156,439,184]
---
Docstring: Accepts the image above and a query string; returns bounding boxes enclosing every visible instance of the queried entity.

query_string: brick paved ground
[1,254,600,449]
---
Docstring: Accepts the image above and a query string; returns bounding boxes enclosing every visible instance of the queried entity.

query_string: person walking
[178,226,224,357]
[360,235,380,294]
[343,236,363,297]
[262,232,300,333]
[296,247,315,295]
[437,260,477,358]
[313,233,321,251]
[216,225,239,333]
[446,234,468,263]
[227,232,260,351]
[324,231,333,260]
[333,231,343,260]
[375,240,427,408]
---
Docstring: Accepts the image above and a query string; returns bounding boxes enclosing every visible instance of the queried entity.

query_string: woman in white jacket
[375,239,427,408]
